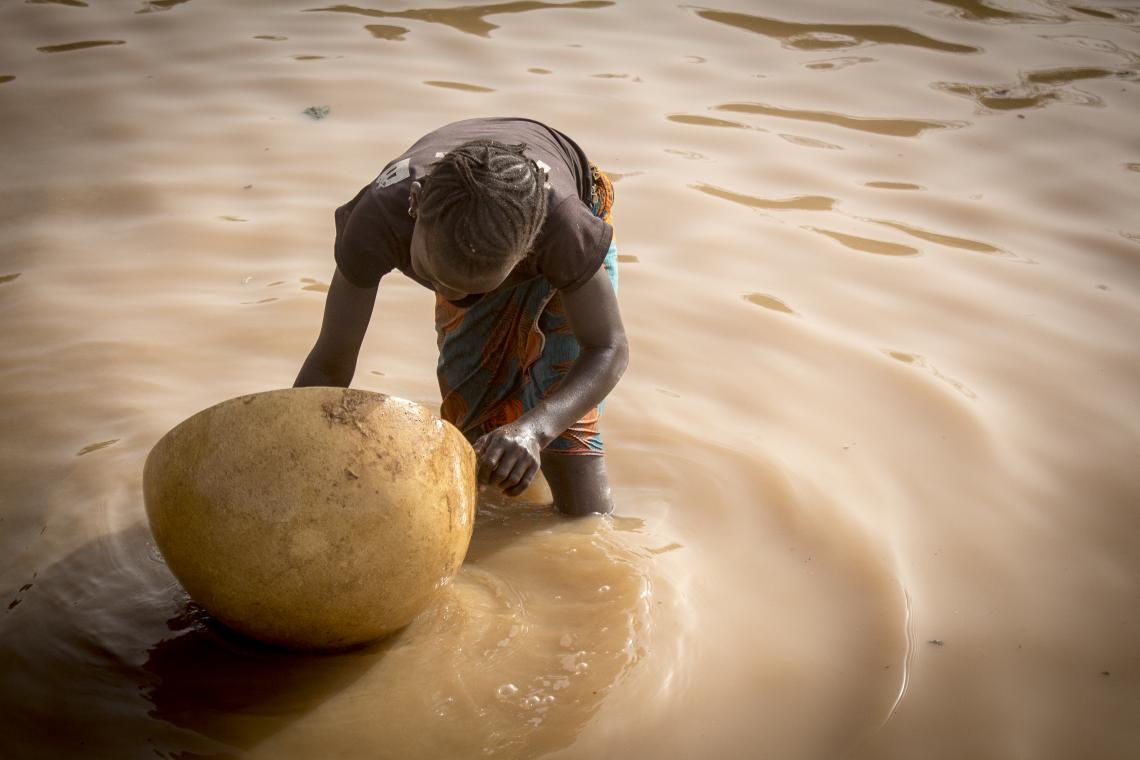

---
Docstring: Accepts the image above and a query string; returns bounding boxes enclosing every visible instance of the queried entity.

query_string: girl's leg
[540,452,613,516]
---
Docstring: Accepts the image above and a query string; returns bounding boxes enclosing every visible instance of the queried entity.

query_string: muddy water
[1,0,1138,757]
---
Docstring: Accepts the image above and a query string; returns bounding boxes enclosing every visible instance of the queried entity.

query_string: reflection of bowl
[143,387,476,651]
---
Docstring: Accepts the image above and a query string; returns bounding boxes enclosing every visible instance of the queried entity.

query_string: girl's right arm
[293,267,378,388]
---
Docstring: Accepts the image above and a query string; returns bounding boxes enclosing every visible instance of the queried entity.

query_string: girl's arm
[475,266,628,495]
[294,267,378,388]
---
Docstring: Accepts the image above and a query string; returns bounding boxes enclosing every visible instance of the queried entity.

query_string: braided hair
[418,139,549,279]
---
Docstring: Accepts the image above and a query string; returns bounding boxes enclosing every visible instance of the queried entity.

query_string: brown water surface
[1,1,1138,758]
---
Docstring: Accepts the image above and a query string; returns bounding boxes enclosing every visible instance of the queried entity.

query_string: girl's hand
[473,422,542,497]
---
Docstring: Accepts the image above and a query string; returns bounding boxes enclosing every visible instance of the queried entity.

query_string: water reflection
[927,0,1050,23]
[743,292,798,316]
[692,183,836,211]
[135,0,192,14]
[779,133,842,150]
[692,8,979,54]
[715,101,966,138]
[0,497,664,758]
[929,0,1137,24]
[306,0,615,37]
[143,608,383,754]
[76,438,120,456]
[664,148,707,160]
[871,219,1005,255]
[240,500,666,758]
[812,228,921,257]
[884,350,978,399]
[366,23,408,40]
[804,55,875,70]
[936,65,1137,112]
[423,80,496,92]
[666,113,752,129]
[865,181,923,190]
[1045,34,1140,63]
[0,524,237,757]
[1067,5,1134,22]
[300,278,329,293]
[36,40,125,53]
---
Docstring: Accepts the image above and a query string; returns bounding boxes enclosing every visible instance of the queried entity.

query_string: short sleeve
[534,194,613,292]
[333,185,400,289]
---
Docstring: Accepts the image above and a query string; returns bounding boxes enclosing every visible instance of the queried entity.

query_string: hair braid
[418,139,550,279]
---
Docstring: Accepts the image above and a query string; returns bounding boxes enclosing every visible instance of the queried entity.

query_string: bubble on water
[559,652,590,673]
[496,683,519,699]
[598,585,611,594]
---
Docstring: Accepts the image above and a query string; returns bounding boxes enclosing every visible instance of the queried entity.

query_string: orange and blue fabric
[434,166,618,455]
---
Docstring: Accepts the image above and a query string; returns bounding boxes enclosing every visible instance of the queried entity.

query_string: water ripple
[305,0,615,37]
[691,8,979,54]
[936,65,1137,112]
[716,101,967,138]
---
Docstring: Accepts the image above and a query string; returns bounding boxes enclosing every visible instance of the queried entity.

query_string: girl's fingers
[502,456,534,492]
[504,461,538,497]
[477,440,503,484]
[488,447,520,486]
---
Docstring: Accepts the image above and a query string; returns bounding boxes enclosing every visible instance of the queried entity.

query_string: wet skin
[295,181,628,515]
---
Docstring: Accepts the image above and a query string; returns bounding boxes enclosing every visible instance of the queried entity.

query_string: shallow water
[1,0,1138,757]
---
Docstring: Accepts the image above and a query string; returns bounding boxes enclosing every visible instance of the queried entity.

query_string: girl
[295,117,627,515]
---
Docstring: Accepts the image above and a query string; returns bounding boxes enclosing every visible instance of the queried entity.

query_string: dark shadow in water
[305,0,614,37]
[141,606,400,755]
[690,7,979,53]
[0,503,591,758]
[0,522,383,758]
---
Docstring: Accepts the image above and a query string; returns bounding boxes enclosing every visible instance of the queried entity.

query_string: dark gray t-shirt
[333,117,613,296]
